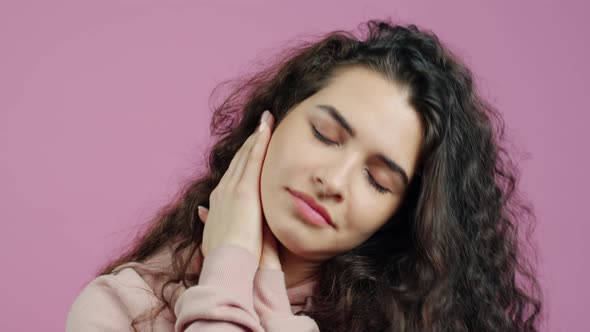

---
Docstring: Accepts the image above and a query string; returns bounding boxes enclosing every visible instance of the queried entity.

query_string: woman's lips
[288,189,335,228]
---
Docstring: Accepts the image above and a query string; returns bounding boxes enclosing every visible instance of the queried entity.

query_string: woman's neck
[278,244,322,288]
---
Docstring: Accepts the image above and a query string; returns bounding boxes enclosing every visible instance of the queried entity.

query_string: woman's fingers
[197,206,208,257]
[197,206,208,223]
[219,112,267,189]
[226,129,259,188]
[241,112,274,188]
[218,129,258,189]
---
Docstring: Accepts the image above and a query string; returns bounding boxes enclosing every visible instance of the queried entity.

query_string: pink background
[1,1,587,331]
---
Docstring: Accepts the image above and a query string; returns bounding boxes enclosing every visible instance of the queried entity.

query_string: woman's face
[260,66,423,262]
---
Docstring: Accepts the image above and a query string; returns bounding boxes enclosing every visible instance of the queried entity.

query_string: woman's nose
[314,154,358,201]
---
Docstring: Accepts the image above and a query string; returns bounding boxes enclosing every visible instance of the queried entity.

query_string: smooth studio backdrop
[1,1,587,331]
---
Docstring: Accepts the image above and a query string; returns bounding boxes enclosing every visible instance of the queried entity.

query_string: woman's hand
[259,220,282,270]
[196,110,275,262]
[197,206,283,270]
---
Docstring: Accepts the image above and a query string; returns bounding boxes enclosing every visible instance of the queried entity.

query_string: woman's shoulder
[66,247,195,331]
[65,266,163,331]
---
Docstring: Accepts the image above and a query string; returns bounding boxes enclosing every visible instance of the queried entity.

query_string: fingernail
[197,206,204,213]
[258,111,269,132]
[261,110,270,124]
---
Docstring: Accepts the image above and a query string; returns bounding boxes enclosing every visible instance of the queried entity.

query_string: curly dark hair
[98,19,543,331]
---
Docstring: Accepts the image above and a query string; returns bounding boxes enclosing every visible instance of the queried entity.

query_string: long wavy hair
[98,19,543,331]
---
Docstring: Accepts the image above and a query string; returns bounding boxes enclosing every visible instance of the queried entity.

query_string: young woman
[66,19,542,331]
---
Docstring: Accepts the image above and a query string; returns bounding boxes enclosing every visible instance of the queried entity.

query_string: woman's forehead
[308,67,421,138]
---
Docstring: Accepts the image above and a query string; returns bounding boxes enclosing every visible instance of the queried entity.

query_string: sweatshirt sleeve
[174,244,264,332]
[65,270,148,332]
[253,269,320,332]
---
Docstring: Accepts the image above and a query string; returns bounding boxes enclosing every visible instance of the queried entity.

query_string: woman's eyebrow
[316,104,410,187]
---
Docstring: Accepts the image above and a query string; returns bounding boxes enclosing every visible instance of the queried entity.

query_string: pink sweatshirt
[66,244,320,331]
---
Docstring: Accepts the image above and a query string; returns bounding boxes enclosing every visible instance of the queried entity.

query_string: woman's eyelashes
[311,124,339,147]
[311,124,390,194]
[364,169,389,194]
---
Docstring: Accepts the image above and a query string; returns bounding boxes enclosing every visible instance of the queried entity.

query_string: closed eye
[310,124,390,194]
[311,125,338,146]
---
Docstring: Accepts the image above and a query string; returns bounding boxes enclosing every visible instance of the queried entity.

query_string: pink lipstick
[288,189,335,228]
